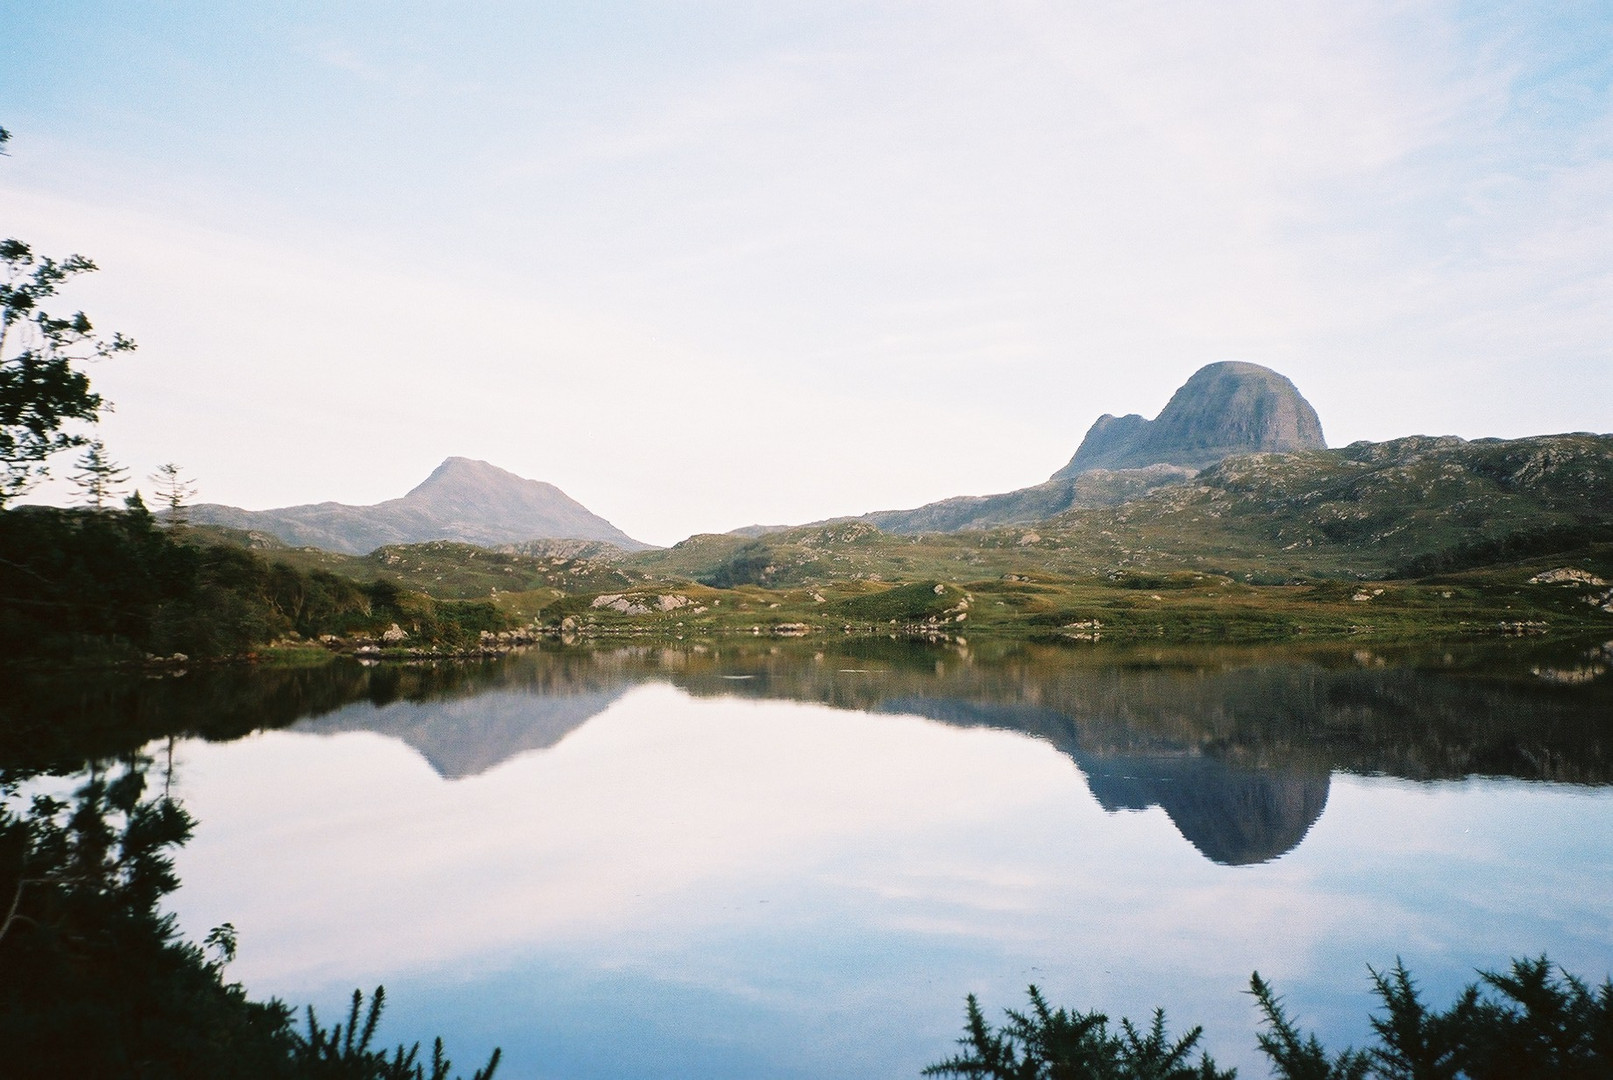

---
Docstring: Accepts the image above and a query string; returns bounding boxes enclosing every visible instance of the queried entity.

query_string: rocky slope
[1053,361,1325,476]
[186,457,650,554]
[1042,432,1613,579]
[850,361,1323,534]
[635,432,1613,589]
[858,464,1196,534]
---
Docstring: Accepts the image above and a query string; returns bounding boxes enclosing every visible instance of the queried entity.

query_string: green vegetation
[0,759,500,1079]
[190,529,643,620]
[9,425,1612,658]
[8,492,1610,666]
[0,504,515,664]
[508,561,1612,645]
[927,986,1231,1079]
[830,579,963,621]
[549,436,1613,644]
[632,435,1613,588]
[0,233,135,504]
[935,960,1613,1079]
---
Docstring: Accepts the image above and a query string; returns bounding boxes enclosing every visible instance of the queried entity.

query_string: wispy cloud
[2,2,1609,536]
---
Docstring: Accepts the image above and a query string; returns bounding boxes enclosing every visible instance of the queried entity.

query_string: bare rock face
[1054,362,1325,477]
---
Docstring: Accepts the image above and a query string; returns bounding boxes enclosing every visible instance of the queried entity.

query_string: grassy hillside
[623,434,1613,585]
[142,433,1613,649]
[0,508,515,663]
[186,527,646,616]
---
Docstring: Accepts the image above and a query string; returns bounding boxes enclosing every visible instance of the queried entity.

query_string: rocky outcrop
[858,464,1195,535]
[1053,361,1325,476]
[840,362,1321,535]
[185,457,650,554]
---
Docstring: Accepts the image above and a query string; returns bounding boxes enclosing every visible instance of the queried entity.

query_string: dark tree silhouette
[69,438,129,507]
[0,126,135,504]
[151,460,198,522]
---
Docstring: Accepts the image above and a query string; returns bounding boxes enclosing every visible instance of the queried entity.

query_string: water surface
[12,638,1613,1077]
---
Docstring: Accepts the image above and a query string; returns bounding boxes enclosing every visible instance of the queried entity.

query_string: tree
[150,460,198,522]
[0,759,503,1079]
[68,438,129,508]
[0,127,134,505]
[925,985,1234,1080]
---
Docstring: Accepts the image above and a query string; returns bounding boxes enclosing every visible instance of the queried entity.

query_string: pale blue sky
[4,2,1610,544]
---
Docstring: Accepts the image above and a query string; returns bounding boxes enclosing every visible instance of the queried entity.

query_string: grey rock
[842,363,1319,536]
[1530,567,1608,587]
[856,464,1195,535]
[185,457,650,554]
[1053,361,1325,477]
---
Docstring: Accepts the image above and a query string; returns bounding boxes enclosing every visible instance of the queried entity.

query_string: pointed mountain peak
[405,457,553,499]
[184,457,651,554]
[393,457,649,550]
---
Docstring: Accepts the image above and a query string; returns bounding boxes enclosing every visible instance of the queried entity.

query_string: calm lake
[12,637,1613,1078]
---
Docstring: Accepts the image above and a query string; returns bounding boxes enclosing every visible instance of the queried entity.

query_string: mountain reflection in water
[204,638,1613,867]
[6,638,1610,1080]
[6,638,1605,868]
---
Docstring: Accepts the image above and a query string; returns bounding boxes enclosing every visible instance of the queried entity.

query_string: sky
[3,1,1611,545]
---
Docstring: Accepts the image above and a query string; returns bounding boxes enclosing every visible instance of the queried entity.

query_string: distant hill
[859,464,1196,534]
[848,361,1321,534]
[639,432,1613,586]
[185,457,651,554]
[1053,361,1325,476]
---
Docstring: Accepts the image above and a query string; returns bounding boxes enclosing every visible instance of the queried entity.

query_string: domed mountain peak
[1054,362,1324,477]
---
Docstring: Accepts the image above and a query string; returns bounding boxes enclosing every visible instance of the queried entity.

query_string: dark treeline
[0,758,500,1079]
[0,504,509,663]
[931,962,1613,1080]
[0,657,530,774]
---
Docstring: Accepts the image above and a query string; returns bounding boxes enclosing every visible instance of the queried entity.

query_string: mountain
[845,361,1320,535]
[1053,361,1326,476]
[1077,753,1330,866]
[185,457,651,554]
[639,432,1613,590]
[295,687,628,779]
[858,464,1195,534]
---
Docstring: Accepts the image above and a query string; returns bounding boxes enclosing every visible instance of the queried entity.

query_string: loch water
[8,637,1613,1078]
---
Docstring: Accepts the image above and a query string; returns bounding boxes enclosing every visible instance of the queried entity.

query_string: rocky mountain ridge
[185,457,650,554]
[641,431,1613,589]
[844,361,1326,535]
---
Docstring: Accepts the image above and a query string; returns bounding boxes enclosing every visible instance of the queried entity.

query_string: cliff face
[1053,362,1325,477]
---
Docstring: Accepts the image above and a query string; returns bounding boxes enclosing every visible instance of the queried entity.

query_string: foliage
[1248,973,1370,1079]
[831,579,959,622]
[0,759,500,1079]
[0,504,514,661]
[937,962,1613,1080]
[925,985,1232,1079]
[0,760,296,1077]
[1363,958,1613,1079]
[293,987,500,1080]
[1250,958,1613,1079]
[698,540,775,587]
[152,461,199,522]
[0,236,135,505]
[70,438,130,507]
